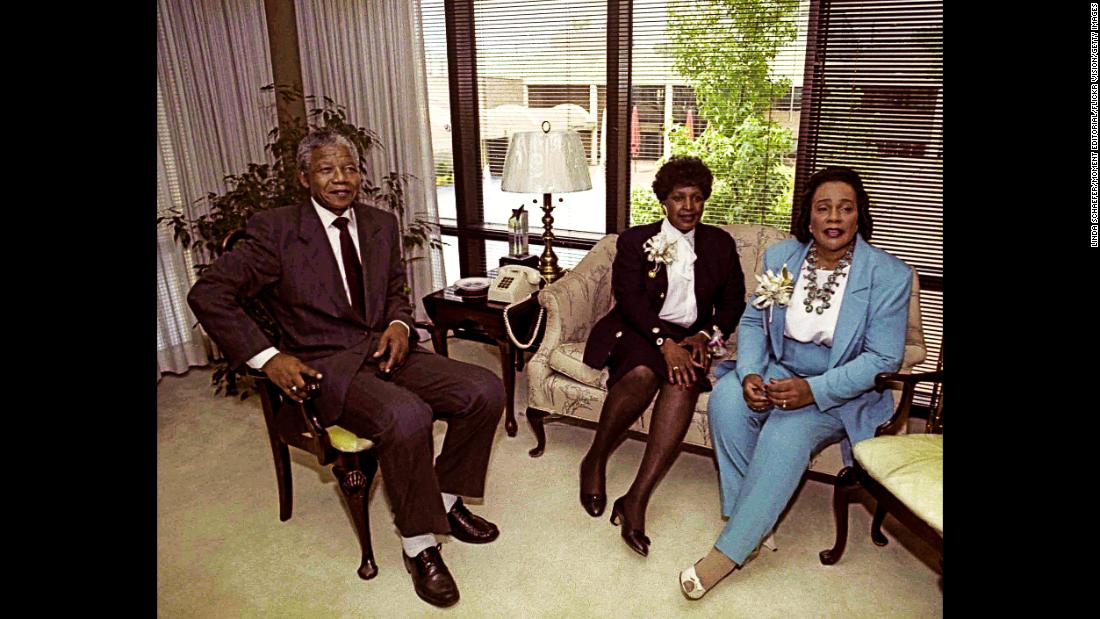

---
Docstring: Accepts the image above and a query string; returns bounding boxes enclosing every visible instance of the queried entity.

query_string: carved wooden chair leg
[820,466,858,565]
[260,391,294,521]
[335,453,379,580]
[356,452,380,580]
[870,503,890,547]
[526,407,550,457]
[272,438,293,521]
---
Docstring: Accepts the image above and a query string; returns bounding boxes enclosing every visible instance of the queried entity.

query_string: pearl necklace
[803,242,854,315]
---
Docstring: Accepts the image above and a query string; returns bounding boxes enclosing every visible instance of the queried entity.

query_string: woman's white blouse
[657,218,697,328]
[784,260,849,346]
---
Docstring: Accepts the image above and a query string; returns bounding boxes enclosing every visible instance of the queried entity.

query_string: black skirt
[604,319,713,392]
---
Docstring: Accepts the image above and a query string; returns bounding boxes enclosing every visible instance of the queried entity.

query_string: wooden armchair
[819,370,944,566]
[220,230,381,580]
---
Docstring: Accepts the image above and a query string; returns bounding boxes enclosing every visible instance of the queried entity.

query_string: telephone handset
[489,265,541,305]
[493,265,546,349]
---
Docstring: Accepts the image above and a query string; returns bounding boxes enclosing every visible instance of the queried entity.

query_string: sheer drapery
[157,82,208,377]
[295,0,445,320]
[156,0,275,376]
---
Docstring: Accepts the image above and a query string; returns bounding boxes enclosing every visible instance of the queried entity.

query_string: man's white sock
[441,492,458,513]
[401,533,437,558]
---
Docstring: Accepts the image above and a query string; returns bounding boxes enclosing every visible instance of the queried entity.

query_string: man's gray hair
[296,130,360,172]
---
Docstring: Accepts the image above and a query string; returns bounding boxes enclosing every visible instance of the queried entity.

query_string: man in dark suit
[188,130,505,608]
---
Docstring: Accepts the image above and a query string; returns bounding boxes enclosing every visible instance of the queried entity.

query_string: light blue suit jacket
[717,236,912,461]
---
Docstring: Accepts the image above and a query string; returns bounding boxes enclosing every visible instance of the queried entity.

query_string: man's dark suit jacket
[583,220,746,369]
[188,201,418,426]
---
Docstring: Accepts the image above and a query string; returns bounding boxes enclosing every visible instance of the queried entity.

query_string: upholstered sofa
[524,223,926,480]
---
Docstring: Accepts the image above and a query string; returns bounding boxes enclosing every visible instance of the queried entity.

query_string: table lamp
[501,122,592,283]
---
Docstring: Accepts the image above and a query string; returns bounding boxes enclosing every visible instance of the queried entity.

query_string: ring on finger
[672,366,680,371]
[290,385,299,392]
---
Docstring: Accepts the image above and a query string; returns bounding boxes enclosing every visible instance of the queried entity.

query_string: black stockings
[581,366,701,528]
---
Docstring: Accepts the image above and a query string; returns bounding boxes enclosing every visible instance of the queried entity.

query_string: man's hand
[261,352,323,403]
[372,322,410,374]
[764,376,814,411]
[661,339,703,388]
[742,374,771,412]
[680,332,713,374]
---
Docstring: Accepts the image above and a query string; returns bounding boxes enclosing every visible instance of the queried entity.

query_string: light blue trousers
[706,345,846,564]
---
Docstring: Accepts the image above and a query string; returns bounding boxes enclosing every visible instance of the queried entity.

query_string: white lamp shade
[501,130,592,194]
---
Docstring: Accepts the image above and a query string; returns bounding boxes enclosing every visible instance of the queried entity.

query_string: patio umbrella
[480,104,596,139]
[480,104,542,139]
[685,107,695,140]
[547,103,595,132]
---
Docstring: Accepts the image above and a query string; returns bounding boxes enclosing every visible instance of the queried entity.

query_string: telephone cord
[503,303,545,350]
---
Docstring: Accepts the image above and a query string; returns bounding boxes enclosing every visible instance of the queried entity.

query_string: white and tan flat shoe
[679,565,707,600]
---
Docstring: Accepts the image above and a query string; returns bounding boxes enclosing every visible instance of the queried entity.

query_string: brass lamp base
[538,193,564,283]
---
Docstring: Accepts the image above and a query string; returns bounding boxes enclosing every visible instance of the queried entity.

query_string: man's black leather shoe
[402,545,460,608]
[447,498,500,544]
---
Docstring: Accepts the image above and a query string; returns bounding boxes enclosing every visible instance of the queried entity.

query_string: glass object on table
[508,205,529,257]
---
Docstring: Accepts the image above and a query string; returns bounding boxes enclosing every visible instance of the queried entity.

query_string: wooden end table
[421,289,543,438]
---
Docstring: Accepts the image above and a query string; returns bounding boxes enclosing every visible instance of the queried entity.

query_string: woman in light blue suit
[678,166,913,600]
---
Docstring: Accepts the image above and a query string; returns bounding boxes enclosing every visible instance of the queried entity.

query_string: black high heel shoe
[579,457,606,517]
[610,497,650,556]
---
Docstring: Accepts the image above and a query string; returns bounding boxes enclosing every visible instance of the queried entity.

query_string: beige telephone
[492,265,546,350]
[489,265,541,305]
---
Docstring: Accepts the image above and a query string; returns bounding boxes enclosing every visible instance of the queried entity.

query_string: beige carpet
[157,339,942,617]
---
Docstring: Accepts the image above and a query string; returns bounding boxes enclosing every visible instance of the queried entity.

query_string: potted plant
[158,84,439,398]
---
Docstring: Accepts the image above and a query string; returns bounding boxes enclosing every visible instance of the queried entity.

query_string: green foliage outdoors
[631,0,799,229]
[157,84,439,399]
[434,157,455,187]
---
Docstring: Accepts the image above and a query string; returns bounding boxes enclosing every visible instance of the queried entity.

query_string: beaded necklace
[802,242,854,315]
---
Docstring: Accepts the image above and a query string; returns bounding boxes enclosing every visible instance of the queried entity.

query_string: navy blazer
[583,220,746,369]
[188,201,417,425]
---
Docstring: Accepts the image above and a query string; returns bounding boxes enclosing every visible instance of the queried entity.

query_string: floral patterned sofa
[524,223,926,481]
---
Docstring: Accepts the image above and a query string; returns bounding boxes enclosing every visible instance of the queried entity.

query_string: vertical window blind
[796,0,943,403]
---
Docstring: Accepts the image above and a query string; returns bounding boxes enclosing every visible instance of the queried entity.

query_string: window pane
[631,0,809,231]
[421,0,456,220]
[474,0,607,234]
[485,240,588,272]
[441,232,459,285]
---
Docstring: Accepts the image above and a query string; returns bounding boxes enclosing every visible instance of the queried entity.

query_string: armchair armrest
[537,234,619,348]
[872,371,945,435]
[538,276,602,349]
[246,367,330,443]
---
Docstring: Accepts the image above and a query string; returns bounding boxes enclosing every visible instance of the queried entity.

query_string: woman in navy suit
[580,156,746,556]
[678,166,913,599]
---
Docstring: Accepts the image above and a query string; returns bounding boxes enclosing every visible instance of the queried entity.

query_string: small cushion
[325,425,375,453]
[853,434,942,535]
[548,342,608,389]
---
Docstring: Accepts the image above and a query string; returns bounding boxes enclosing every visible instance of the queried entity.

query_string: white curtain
[156,0,275,376]
[295,0,445,320]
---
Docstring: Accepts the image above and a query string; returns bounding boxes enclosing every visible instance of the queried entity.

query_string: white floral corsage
[751,265,794,323]
[706,326,729,358]
[643,232,677,278]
